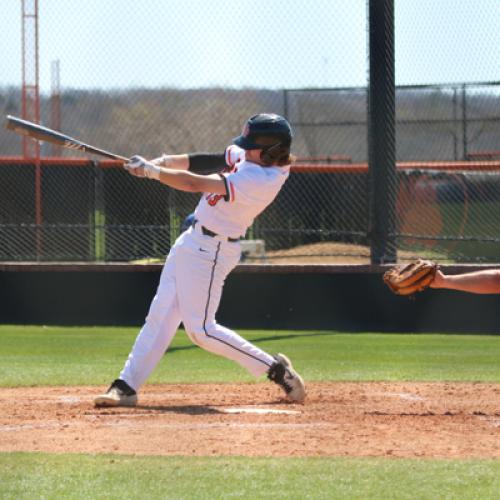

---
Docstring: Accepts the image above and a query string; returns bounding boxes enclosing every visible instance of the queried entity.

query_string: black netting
[0,2,498,263]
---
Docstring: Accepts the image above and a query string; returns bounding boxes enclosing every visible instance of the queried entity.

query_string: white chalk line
[218,407,301,415]
[379,392,425,401]
[99,421,327,430]
[477,416,500,428]
[0,422,60,432]
[0,420,327,432]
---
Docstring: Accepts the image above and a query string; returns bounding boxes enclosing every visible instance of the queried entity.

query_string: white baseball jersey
[119,144,291,392]
[194,145,290,239]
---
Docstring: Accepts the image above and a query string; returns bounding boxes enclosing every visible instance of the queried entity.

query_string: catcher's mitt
[383,259,438,296]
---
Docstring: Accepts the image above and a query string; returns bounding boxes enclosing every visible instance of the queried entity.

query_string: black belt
[193,220,240,243]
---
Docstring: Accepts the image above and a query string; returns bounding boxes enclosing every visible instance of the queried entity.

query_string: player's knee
[184,329,203,347]
[183,321,203,343]
[184,321,215,348]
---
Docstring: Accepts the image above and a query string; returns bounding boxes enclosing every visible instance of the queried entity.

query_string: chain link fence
[0,1,498,263]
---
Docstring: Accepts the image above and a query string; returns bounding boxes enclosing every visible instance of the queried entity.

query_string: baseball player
[94,114,305,407]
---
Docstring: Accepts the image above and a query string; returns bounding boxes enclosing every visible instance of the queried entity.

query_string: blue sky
[0,0,498,93]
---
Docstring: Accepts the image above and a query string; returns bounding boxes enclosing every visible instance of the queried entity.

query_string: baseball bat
[4,115,129,161]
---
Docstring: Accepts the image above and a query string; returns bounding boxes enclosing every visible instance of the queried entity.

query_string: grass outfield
[1,453,500,500]
[1,325,499,499]
[0,325,499,386]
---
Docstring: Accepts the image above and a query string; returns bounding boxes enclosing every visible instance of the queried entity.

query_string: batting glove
[125,155,162,180]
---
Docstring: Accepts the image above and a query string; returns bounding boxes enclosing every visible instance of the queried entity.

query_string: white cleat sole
[94,393,137,407]
[275,353,306,403]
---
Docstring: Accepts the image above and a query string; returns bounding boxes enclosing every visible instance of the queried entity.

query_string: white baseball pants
[119,224,275,391]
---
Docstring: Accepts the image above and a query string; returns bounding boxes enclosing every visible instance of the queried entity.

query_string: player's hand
[125,155,161,179]
[124,155,149,177]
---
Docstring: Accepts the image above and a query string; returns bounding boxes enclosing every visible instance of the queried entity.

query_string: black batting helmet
[233,114,293,150]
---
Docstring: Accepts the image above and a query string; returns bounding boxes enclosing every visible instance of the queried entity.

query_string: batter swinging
[94,114,305,406]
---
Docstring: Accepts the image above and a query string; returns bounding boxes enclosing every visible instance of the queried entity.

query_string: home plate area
[218,407,301,415]
[0,382,499,458]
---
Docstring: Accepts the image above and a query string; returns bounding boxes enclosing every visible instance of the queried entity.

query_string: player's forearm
[155,168,203,192]
[151,154,190,170]
[154,167,226,194]
[124,155,227,194]
[432,269,500,294]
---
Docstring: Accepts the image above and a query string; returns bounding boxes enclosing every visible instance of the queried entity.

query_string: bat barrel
[4,115,129,162]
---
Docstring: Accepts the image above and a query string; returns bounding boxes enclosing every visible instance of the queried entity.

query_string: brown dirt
[1,382,499,458]
[255,242,433,264]
[133,242,434,265]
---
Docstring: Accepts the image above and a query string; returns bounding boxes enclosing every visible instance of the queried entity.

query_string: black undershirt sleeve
[188,152,226,175]
[218,174,230,201]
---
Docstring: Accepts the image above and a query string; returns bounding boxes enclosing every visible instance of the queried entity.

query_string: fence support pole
[34,155,42,260]
[461,84,468,160]
[368,0,397,264]
[93,161,105,261]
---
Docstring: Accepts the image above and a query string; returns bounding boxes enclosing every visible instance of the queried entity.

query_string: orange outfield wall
[1,157,500,173]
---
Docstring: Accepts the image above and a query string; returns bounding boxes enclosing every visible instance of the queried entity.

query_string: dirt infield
[1,382,499,458]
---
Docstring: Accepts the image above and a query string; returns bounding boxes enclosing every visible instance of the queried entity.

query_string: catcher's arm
[430,268,500,294]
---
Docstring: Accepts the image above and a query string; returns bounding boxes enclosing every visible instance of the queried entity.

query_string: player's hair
[260,143,295,166]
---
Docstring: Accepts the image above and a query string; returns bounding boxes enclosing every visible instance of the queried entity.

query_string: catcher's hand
[383,259,439,296]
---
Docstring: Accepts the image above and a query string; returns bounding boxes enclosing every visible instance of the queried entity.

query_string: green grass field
[1,325,499,499]
[1,325,500,386]
[2,453,499,500]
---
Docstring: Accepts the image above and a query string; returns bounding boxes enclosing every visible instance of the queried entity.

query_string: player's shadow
[168,330,337,353]
[137,398,290,413]
[136,404,223,415]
